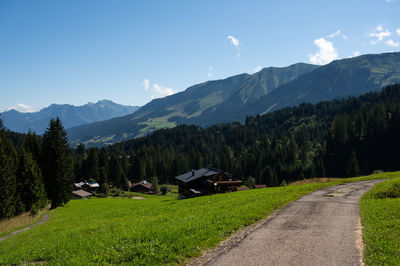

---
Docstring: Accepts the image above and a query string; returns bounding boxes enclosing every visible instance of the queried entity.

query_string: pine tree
[150,176,160,194]
[41,118,74,209]
[346,150,360,177]
[108,154,123,188]
[0,120,18,218]
[16,150,47,214]
[87,148,99,182]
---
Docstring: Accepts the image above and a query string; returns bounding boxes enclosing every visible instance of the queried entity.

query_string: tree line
[0,118,73,219]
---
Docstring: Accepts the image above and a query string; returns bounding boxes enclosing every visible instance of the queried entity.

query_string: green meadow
[360,176,400,265]
[0,172,398,265]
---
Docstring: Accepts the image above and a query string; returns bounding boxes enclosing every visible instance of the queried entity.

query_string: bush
[109,187,121,197]
[160,185,169,195]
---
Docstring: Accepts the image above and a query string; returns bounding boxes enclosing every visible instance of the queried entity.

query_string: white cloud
[385,0,395,3]
[328,30,341,38]
[308,38,339,65]
[328,30,347,40]
[152,83,175,99]
[353,50,360,57]
[253,66,262,73]
[143,79,176,99]
[207,66,213,78]
[0,103,39,113]
[386,39,400,47]
[143,78,150,91]
[369,27,391,42]
[397,29,400,35]
[227,35,240,47]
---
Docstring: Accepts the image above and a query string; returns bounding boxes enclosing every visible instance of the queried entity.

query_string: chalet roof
[174,167,231,183]
[134,180,152,190]
[74,182,99,188]
[74,182,85,188]
[86,182,100,188]
[72,190,92,198]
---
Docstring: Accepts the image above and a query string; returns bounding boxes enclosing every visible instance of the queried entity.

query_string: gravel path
[197,180,383,266]
[0,213,50,243]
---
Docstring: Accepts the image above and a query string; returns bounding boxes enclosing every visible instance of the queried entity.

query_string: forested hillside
[2,84,400,220]
[105,83,400,186]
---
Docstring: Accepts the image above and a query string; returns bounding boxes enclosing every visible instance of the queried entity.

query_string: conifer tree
[0,119,18,218]
[41,118,74,209]
[17,150,47,213]
[108,154,123,188]
[346,150,360,177]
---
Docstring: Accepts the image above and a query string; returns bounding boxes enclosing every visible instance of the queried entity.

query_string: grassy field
[0,210,48,238]
[360,176,400,265]
[0,172,398,265]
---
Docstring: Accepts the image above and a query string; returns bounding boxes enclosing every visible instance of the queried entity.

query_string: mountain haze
[1,100,139,134]
[67,52,400,147]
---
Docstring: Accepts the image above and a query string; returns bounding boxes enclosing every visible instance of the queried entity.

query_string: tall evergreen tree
[41,118,74,209]
[17,150,47,213]
[108,154,123,188]
[346,150,360,177]
[0,119,18,218]
[87,148,99,182]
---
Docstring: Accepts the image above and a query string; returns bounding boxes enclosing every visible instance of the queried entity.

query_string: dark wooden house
[174,166,242,199]
[131,180,153,194]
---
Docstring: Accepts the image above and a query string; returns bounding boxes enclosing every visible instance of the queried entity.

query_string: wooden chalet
[72,189,92,199]
[174,166,242,199]
[131,180,153,194]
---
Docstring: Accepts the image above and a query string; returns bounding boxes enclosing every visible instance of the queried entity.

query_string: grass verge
[360,176,400,265]
[0,209,49,238]
[0,171,397,265]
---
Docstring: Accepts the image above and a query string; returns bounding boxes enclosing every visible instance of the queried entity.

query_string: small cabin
[132,180,153,194]
[72,189,92,199]
[174,166,242,199]
[82,182,100,193]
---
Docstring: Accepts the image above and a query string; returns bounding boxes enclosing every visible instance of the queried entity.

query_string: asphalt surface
[207,180,383,266]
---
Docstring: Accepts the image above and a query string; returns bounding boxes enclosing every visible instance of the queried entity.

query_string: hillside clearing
[0,172,397,265]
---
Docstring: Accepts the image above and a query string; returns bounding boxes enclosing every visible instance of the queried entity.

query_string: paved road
[208,180,382,266]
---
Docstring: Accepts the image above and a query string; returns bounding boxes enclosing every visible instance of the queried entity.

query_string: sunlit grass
[0,171,397,265]
[360,176,400,265]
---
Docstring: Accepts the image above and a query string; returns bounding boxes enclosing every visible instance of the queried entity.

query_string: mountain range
[66,52,400,147]
[0,100,139,134]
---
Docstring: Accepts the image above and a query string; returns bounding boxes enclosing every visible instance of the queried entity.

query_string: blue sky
[1,0,399,112]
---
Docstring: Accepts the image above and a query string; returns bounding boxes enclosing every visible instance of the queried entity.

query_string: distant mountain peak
[1,100,140,134]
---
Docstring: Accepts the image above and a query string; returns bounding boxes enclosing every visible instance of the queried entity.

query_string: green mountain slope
[67,63,319,146]
[67,52,400,147]
[239,52,400,117]
[0,100,139,134]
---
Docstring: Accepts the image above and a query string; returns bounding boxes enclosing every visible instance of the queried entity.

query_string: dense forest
[1,84,400,219]
[107,83,400,185]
